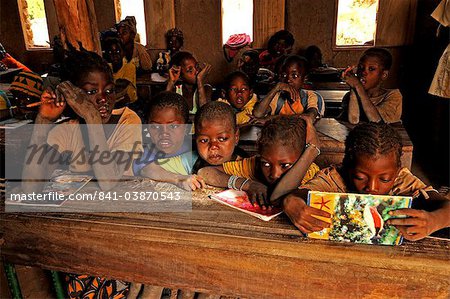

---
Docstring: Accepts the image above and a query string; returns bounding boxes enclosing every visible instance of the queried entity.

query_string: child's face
[118,26,134,45]
[273,39,291,57]
[147,107,186,154]
[181,58,198,85]
[106,43,123,67]
[227,76,252,110]
[196,119,238,165]
[357,56,388,91]
[80,71,115,124]
[259,144,301,185]
[281,62,305,90]
[349,151,400,195]
[167,36,182,54]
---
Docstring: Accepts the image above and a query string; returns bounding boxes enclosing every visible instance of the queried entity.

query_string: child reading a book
[283,123,449,241]
[133,91,205,191]
[340,47,402,124]
[198,115,320,208]
[253,55,324,124]
[166,51,212,117]
[22,46,143,192]
[103,37,137,105]
[218,71,258,125]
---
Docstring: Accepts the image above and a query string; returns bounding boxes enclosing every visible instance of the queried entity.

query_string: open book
[209,189,283,221]
[307,191,412,245]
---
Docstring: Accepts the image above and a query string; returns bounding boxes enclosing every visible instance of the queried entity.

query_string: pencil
[26,99,56,108]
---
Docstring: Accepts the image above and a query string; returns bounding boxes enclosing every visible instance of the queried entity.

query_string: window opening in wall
[335,0,379,47]
[17,0,50,49]
[221,0,253,45]
[114,0,147,46]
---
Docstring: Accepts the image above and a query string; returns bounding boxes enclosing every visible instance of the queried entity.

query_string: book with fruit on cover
[209,189,283,221]
[307,191,412,245]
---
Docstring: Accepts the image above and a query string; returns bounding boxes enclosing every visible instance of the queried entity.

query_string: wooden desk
[0,180,449,298]
[239,118,414,169]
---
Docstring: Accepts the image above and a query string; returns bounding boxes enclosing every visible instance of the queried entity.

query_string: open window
[17,0,51,49]
[114,0,147,46]
[334,0,379,48]
[334,0,417,49]
[221,0,254,45]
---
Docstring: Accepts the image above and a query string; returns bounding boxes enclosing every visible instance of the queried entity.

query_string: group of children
[6,24,448,299]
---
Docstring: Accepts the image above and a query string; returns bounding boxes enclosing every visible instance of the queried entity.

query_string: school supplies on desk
[209,189,283,221]
[307,191,412,245]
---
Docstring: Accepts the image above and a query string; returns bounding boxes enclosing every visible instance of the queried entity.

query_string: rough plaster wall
[174,0,234,84]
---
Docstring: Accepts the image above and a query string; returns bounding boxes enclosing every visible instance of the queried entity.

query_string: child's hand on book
[242,180,269,209]
[387,209,436,241]
[283,192,331,234]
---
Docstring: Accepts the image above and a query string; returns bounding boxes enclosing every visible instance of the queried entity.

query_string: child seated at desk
[166,51,212,117]
[133,91,205,190]
[198,115,320,207]
[103,37,137,106]
[283,122,449,240]
[22,46,143,192]
[340,47,402,124]
[134,97,245,189]
[253,55,324,124]
[218,71,258,125]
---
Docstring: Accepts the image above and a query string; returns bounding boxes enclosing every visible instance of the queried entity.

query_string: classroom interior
[0,0,449,298]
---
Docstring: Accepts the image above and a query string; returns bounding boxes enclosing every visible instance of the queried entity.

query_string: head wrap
[166,28,184,40]
[116,16,137,35]
[9,72,44,98]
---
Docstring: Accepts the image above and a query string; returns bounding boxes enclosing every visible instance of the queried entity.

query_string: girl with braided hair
[283,122,449,241]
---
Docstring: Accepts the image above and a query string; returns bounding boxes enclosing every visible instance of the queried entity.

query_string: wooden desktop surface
[0,179,448,298]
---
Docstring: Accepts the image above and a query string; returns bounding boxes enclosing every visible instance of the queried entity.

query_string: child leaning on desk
[134,97,246,190]
[198,114,321,208]
[340,47,402,124]
[282,122,450,241]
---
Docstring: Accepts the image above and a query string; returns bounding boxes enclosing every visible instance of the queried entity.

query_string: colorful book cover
[209,189,283,221]
[307,191,412,245]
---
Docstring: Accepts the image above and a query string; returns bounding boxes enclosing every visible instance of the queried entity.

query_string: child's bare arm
[283,188,331,234]
[166,66,180,91]
[387,192,450,241]
[343,67,382,123]
[253,83,297,118]
[196,63,212,107]
[198,166,269,207]
[22,90,66,193]
[347,90,360,124]
[270,116,320,203]
[140,162,205,191]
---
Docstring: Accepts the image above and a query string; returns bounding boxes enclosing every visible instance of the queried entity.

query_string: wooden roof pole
[52,0,101,55]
